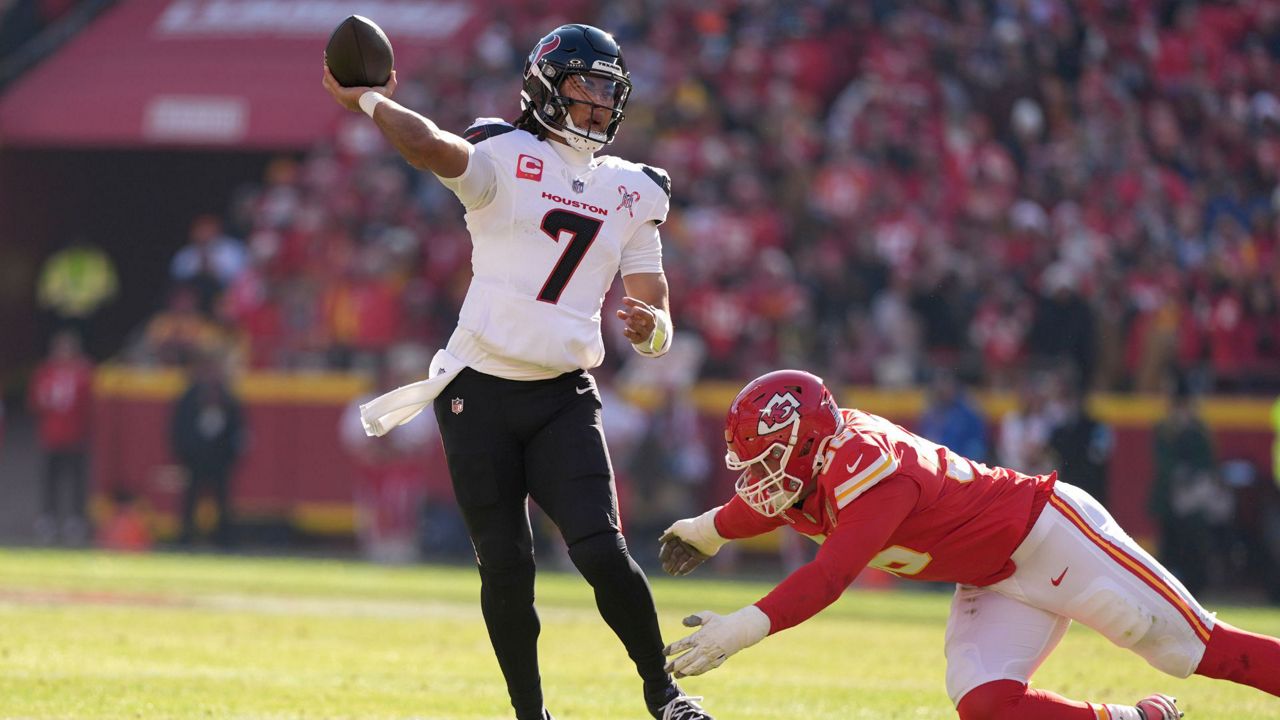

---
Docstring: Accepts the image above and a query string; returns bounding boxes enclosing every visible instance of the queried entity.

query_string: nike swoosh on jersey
[575,386,593,395]
[833,452,898,509]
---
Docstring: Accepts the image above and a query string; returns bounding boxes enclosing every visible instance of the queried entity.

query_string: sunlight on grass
[0,549,1277,719]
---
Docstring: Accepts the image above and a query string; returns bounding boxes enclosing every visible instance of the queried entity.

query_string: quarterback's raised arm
[322,66,470,178]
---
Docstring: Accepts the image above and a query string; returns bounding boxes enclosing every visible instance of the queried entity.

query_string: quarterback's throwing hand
[322,64,397,113]
[663,607,771,678]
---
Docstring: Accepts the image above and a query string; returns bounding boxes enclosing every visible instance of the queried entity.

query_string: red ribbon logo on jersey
[516,154,543,181]
[617,185,640,217]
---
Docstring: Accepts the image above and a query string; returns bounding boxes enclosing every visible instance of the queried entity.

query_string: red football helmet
[724,370,843,516]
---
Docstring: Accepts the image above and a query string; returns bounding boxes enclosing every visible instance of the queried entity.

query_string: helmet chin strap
[552,112,606,151]
[559,114,608,152]
[525,102,605,152]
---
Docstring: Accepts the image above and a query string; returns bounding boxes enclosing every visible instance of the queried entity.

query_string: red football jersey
[715,408,1054,633]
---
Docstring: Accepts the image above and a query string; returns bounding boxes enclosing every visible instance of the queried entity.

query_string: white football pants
[944,481,1215,705]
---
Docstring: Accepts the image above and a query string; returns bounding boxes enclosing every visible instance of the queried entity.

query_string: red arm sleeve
[754,477,920,634]
[714,493,787,539]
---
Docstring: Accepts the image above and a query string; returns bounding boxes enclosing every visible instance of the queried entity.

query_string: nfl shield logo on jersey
[451,398,464,415]
[572,178,585,194]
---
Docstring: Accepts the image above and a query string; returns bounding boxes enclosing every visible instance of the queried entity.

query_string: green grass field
[0,550,1277,719]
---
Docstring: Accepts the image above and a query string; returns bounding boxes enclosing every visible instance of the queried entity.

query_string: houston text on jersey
[541,191,609,217]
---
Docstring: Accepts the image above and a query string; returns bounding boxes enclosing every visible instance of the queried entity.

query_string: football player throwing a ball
[324,23,711,720]
[661,370,1280,719]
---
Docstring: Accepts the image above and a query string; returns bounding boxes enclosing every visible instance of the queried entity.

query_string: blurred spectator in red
[339,344,441,562]
[969,277,1032,390]
[321,244,403,369]
[27,330,93,545]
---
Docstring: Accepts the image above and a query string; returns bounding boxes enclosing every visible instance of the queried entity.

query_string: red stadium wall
[91,368,1276,544]
[91,367,377,535]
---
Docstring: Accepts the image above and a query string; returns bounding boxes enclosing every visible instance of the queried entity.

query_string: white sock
[1099,704,1143,720]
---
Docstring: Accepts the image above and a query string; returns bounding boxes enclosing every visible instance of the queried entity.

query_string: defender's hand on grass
[663,607,771,678]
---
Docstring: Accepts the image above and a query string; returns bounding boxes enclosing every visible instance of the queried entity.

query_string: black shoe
[648,687,713,720]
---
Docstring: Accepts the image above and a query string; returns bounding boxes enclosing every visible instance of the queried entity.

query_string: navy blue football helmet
[520,24,631,152]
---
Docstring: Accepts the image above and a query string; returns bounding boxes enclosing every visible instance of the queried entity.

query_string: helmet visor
[559,71,629,112]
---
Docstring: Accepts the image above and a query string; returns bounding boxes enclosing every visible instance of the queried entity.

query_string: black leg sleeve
[461,500,545,720]
[566,529,671,691]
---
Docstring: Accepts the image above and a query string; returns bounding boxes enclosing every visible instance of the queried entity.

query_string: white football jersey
[437,118,670,380]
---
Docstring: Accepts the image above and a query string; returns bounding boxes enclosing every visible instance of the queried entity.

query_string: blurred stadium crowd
[99,0,1280,396]
[8,1,1280,594]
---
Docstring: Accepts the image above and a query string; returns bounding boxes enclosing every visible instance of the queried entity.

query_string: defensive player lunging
[660,370,1280,719]
[324,23,711,720]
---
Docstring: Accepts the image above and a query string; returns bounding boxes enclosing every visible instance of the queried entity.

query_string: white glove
[662,606,771,678]
[662,507,728,557]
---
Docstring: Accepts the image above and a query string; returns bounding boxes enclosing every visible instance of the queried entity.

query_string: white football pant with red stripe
[944,481,1214,706]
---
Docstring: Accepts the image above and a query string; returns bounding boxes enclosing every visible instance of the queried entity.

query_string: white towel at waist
[359,349,467,437]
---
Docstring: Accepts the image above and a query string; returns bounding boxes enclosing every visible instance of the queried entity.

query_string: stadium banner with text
[0,0,488,148]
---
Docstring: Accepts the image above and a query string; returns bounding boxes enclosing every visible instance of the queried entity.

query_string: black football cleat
[651,692,713,720]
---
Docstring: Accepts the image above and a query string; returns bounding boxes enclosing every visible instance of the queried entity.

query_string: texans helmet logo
[530,34,561,65]
[758,392,801,435]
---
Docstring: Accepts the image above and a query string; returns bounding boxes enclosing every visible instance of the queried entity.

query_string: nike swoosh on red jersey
[845,457,867,475]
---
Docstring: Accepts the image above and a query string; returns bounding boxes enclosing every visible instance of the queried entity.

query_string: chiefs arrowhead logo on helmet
[758,392,801,435]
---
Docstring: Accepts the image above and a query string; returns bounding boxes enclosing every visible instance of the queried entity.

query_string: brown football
[324,15,394,87]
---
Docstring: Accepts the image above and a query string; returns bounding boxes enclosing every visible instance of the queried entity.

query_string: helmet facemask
[727,416,807,517]
[522,64,630,152]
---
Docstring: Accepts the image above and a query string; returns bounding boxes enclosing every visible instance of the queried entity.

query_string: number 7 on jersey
[537,210,603,304]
